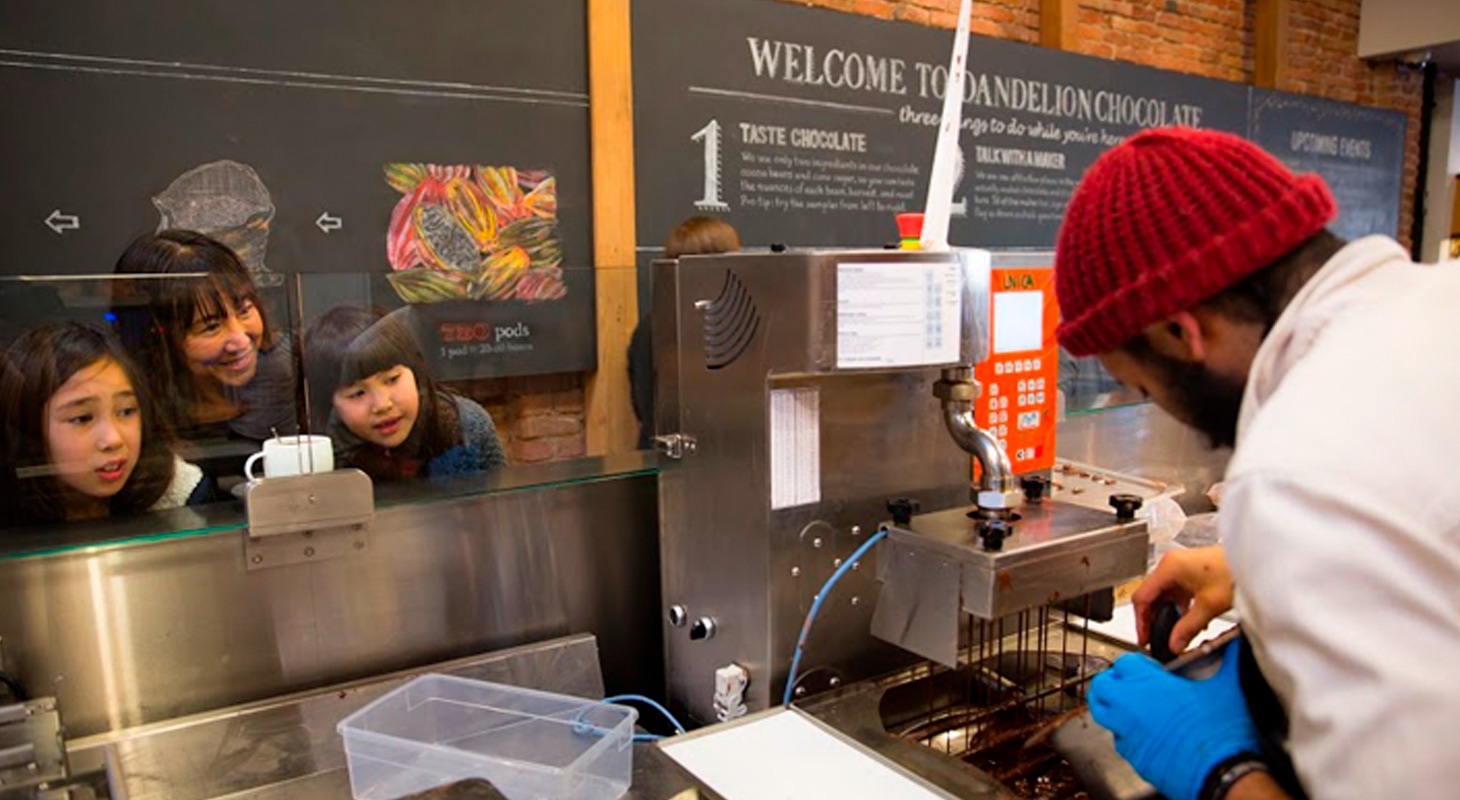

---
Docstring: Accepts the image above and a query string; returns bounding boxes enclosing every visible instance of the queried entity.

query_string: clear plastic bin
[337,674,637,800]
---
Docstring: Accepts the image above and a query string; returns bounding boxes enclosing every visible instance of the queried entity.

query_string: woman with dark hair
[111,230,299,472]
[0,323,209,525]
[628,216,742,449]
[303,306,505,481]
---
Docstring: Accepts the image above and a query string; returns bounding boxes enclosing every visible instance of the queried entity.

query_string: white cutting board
[661,709,956,800]
[1083,603,1237,648]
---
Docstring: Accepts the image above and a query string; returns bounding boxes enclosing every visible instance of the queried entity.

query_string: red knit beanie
[1054,127,1336,357]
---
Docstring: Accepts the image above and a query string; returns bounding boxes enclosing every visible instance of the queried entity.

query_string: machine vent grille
[703,271,759,370]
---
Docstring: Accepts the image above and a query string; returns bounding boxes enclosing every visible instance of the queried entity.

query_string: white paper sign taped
[770,387,820,510]
[836,262,962,369]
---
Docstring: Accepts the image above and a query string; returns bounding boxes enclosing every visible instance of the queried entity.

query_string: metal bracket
[653,433,698,460]
[244,470,373,571]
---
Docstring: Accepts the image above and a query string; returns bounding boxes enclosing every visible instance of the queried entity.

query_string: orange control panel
[974,265,1059,476]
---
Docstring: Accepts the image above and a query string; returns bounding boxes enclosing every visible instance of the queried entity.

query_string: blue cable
[602,693,687,735]
[782,527,889,706]
[573,693,687,744]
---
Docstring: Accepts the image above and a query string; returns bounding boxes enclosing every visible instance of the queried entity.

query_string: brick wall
[775,0,1426,248]
[449,374,587,465]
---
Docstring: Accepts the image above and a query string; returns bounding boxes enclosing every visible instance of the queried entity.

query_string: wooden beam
[1040,0,1078,51]
[585,0,640,457]
[1254,0,1290,89]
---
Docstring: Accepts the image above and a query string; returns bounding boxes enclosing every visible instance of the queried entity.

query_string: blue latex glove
[1087,640,1262,800]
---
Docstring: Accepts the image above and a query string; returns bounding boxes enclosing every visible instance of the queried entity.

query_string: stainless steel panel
[657,250,988,724]
[64,635,716,800]
[0,474,662,739]
[914,502,1145,620]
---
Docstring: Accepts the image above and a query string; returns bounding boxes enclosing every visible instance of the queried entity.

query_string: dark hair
[301,306,457,458]
[664,216,741,259]
[111,230,276,427]
[0,323,176,525]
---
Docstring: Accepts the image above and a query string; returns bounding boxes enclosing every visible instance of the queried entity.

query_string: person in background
[1055,128,1460,800]
[0,323,210,526]
[628,216,742,449]
[302,306,505,481]
[111,231,299,467]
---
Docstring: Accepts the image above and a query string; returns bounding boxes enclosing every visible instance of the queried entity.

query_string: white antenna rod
[919,0,973,251]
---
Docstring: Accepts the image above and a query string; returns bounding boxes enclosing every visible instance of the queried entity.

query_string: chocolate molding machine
[652,247,1152,797]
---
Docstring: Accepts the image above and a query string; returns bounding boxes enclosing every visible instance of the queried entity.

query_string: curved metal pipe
[942,405,1015,494]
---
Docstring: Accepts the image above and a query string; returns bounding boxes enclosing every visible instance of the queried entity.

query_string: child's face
[332,365,420,449]
[45,358,143,506]
[183,297,264,388]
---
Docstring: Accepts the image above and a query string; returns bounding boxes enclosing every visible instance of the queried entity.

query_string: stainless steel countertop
[63,634,715,800]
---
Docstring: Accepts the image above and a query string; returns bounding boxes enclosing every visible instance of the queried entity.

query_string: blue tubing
[782,527,889,706]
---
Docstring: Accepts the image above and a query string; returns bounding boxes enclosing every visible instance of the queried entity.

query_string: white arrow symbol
[316,212,343,233]
[45,210,81,235]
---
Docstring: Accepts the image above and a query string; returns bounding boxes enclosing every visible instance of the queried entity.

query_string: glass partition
[1057,348,1146,416]
[0,254,648,559]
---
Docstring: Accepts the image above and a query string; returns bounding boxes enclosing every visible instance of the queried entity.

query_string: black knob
[1109,493,1144,520]
[689,617,717,641]
[1021,475,1050,503]
[887,498,920,526]
[978,517,1014,551]
[770,242,788,253]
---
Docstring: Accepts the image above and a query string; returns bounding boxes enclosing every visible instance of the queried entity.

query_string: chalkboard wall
[0,0,597,377]
[634,0,1407,281]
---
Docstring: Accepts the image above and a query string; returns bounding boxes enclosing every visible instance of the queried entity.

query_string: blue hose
[782,527,889,706]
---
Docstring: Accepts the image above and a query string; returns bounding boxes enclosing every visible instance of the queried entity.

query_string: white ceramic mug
[244,435,334,480]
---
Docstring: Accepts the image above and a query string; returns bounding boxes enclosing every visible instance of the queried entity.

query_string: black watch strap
[1201,753,1271,800]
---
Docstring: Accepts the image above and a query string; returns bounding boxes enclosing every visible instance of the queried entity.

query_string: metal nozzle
[935,368,1016,505]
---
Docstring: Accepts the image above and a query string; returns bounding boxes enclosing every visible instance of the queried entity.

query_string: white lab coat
[1223,236,1460,799]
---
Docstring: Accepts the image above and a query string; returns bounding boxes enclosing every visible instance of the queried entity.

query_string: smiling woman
[0,323,209,525]
[111,231,300,479]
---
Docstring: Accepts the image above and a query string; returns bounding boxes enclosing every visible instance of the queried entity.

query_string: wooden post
[1254,0,1290,89]
[1040,0,1078,51]
[585,0,640,456]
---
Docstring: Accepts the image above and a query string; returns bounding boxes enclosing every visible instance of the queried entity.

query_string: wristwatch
[1201,753,1271,800]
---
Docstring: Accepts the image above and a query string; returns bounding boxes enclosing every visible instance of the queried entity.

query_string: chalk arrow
[45,210,80,235]
[316,212,343,233]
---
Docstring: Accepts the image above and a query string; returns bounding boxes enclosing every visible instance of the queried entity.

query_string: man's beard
[1144,354,1246,450]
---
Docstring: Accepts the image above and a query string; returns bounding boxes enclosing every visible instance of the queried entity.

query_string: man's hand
[1134,545,1234,653]
[1088,640,1262,800]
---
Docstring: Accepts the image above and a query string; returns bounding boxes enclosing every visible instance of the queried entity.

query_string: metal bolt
[812,537,823,549]
[790,566,801,577]
[251,555,263,565]
[832,558,843,568]
[304,547,316,558]
[851,596,861,606]
[851,525,862,537]
[829,676,842,687]
[794,686,807,698]
[852,561,861,572]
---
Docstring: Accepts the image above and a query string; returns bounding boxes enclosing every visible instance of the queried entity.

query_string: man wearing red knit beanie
[1061,127,1460,800]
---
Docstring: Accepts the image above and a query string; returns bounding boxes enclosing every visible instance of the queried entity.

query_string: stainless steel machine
[653,248,1153,798]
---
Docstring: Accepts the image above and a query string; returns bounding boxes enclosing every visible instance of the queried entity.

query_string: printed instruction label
[836,262,962,369]
[770,387,821,510]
